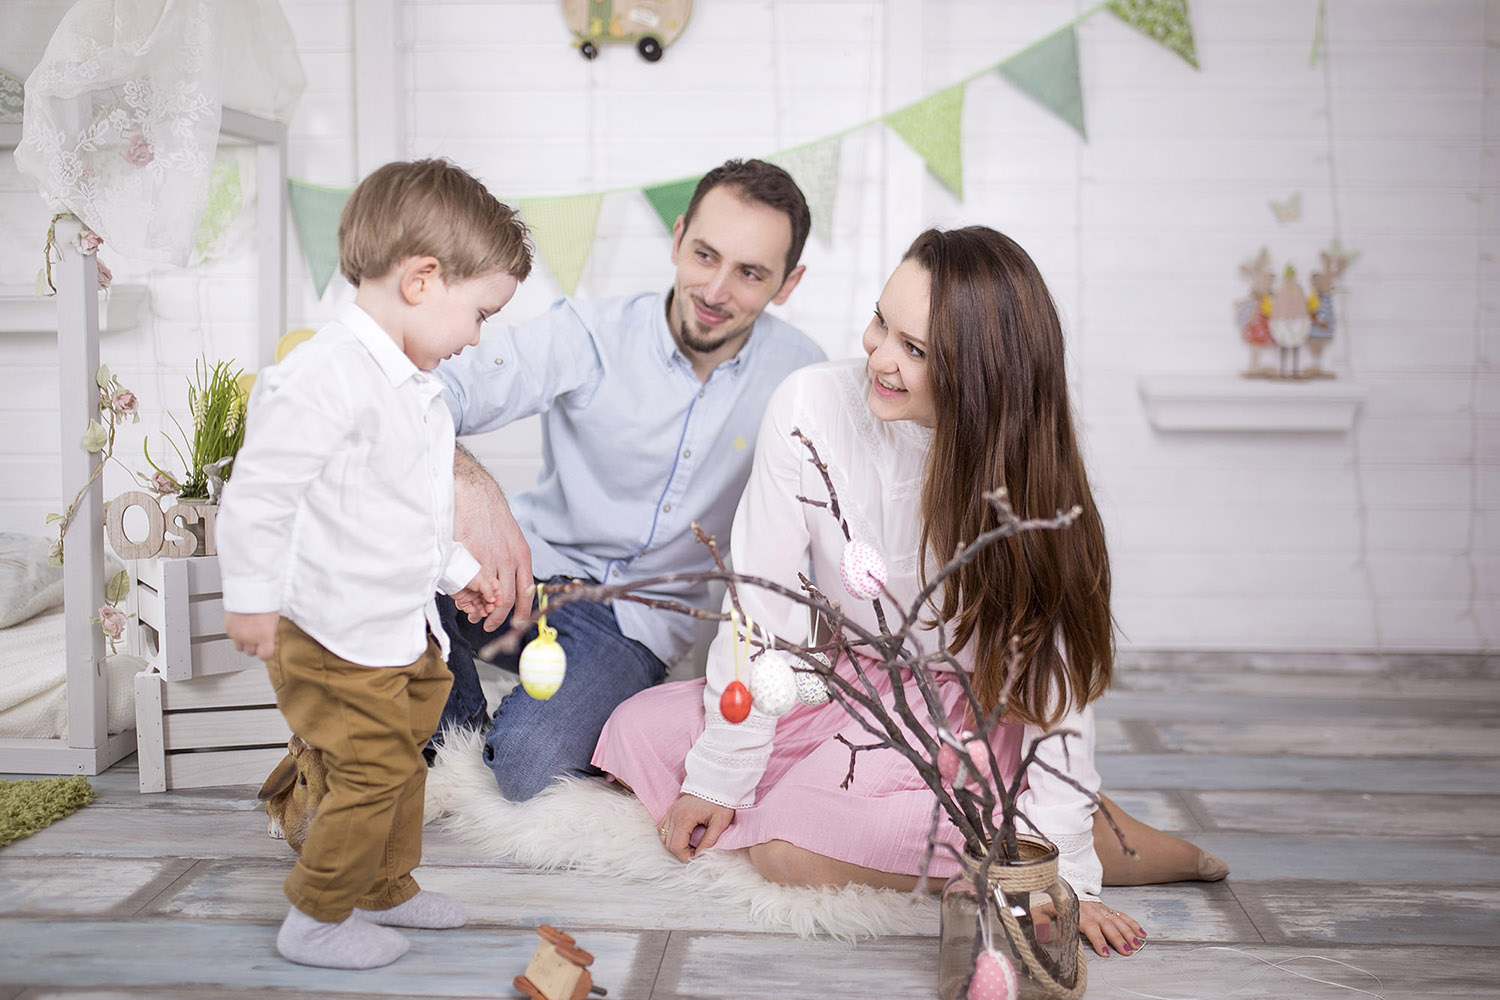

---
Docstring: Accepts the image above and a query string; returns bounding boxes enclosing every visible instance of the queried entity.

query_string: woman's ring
[658,826,669,840]
[1105,908,1121,918]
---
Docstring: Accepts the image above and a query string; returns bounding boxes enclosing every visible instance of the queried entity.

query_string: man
[432,159,826,800]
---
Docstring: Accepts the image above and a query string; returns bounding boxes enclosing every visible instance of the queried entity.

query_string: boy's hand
[225,612,280,660]
[452,571,500,620]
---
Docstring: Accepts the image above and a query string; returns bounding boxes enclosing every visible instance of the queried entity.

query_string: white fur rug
[424,727,936,941]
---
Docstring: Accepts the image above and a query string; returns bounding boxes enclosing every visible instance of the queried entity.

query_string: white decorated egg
[518,636,567,700]
[748,650,798,717]
[840,539,888,601]
[794,653,831,707]
[968,949,1018,1000]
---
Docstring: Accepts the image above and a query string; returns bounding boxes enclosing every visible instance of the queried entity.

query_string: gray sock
[356,889,467,929]
[276,906,409,969]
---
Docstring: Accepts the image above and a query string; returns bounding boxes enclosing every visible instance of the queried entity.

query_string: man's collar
[339,302,420,387]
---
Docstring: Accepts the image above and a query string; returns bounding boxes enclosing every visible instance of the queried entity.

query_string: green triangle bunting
[287,179,352,298]
[1000,25,1086,139]
[642,176,702,234]
[1106,0,1199,69]
[519,193,603,295]
[885,83,966,198]
[768,138,842,245]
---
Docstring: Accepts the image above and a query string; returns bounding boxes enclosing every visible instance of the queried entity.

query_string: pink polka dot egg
[968,949,1018,1000]
[937,732,992,787]
[840,539,888,601]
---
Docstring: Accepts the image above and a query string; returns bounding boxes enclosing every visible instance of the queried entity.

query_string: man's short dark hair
[680,159,811,281]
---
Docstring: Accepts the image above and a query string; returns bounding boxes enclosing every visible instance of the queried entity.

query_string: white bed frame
[0,109,288,775]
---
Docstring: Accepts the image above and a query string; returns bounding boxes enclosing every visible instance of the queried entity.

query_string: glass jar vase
[937,834,1087,1000]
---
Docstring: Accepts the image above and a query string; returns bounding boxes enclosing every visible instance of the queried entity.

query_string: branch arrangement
[479,428,1132,890]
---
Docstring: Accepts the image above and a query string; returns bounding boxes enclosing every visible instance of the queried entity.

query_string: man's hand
[658,793,735,862]
[454,445,533,631]
[225,611,279,661]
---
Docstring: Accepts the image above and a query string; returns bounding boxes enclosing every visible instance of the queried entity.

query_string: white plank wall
[0,0,1493,654]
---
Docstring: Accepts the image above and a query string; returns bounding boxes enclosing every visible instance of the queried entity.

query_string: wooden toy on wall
[1268,264,1311,378]
[561,0,692,61]
[1236,244,1356,380]
[1235,249,1276,376]
[1306,246,1355,377]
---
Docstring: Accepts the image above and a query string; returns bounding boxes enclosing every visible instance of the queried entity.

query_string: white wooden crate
[134,666,289,792]
[129,556,260,681]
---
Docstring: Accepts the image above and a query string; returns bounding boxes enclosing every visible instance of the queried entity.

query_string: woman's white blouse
[681,359,1105,899]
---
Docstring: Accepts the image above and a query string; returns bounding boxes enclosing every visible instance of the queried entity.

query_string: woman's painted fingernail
[1121,945,1132,955]
[1133,937,1143,947]
[1101,947,1110,956]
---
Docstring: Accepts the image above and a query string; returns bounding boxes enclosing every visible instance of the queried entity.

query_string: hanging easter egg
[840,539,888,601]
[937,743,962,785]
[967,949,1018,1000]
[748,650,798,717]
[938,732,993,787]
[963,735,993,784]
[518,635,567,700]
[794,653,831,707]
[720,680,752,723]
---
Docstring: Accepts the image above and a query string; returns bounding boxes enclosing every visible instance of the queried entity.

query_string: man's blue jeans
[433,579,668,801]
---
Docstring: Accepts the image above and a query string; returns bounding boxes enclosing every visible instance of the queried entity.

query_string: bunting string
[285,0,1197,297]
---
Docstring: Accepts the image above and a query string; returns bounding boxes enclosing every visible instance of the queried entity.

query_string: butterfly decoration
[1269,193,1302,225]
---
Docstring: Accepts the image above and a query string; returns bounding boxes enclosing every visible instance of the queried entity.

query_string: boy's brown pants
[267,618,452,923]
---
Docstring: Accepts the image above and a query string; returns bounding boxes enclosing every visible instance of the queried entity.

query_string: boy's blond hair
[338,159,532,286]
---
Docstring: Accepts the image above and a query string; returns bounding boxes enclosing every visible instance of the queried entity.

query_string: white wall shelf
[0,283,149,335]
[1138,376,1368,433]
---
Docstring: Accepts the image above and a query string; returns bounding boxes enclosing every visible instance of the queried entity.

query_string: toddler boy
[219,158,531,969]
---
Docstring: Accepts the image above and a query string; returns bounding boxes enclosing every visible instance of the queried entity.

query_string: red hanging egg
[720,680,752,724]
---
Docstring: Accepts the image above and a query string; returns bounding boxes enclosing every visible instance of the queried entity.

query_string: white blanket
[425,727,938,941]
[0,607,141,739]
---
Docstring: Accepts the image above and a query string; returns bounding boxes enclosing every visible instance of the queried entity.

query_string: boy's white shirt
[218,303,480,666]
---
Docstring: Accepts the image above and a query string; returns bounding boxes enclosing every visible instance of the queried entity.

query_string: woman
[594,227,1225,958]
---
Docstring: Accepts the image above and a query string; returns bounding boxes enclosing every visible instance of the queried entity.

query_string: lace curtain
[13,0,304,266]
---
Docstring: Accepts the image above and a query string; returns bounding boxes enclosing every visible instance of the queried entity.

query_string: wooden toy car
[559,0,692,61]
[514,925,607,1000]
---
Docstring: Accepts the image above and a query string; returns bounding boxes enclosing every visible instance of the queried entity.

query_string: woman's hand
[1078,900,1146,957]
[658,793,735,862]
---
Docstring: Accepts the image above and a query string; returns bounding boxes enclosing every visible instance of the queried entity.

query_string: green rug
[0,775,96,847]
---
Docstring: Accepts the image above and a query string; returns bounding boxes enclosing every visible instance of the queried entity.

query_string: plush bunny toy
[256,734,327,853]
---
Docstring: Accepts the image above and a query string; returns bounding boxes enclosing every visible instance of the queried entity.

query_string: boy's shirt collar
[339,302,422,387]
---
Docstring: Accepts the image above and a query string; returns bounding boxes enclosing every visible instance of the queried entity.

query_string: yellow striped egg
[519,637,567,700]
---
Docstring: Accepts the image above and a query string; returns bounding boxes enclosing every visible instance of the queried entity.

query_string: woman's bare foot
[1094,794,1231,886]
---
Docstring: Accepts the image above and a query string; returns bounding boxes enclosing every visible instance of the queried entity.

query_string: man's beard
[670,290,745,356]
[677,315,737,356]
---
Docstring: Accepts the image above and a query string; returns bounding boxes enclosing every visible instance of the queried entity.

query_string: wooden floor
[1,652,1497,999]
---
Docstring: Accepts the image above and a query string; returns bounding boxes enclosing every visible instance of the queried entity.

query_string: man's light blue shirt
[435,291,826,665]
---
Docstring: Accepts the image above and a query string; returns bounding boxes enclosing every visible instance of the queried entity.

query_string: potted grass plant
[145,357,248,502]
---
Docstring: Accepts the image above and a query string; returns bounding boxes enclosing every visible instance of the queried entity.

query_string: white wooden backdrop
[1,0,1494,653]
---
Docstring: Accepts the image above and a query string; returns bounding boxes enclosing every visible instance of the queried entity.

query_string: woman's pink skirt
[592,653,1023,879]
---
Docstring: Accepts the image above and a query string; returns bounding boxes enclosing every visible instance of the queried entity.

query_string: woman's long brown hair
[907,227,1113,728]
